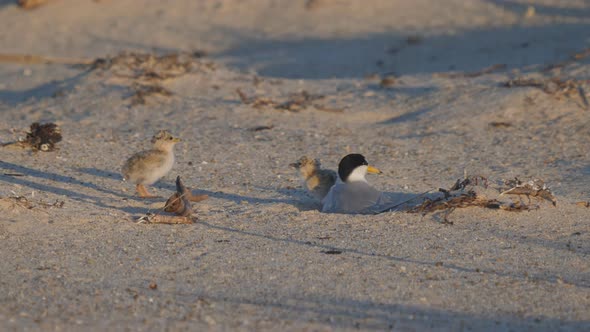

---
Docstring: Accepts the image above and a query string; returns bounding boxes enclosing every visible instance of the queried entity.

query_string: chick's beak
[367,165,382,174]
[172,137,182,143]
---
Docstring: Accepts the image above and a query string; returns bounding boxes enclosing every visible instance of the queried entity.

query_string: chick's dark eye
[169,137,173,140]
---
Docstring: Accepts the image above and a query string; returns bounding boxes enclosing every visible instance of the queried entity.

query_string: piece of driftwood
[136,177,207,224]
[163,176,208,216]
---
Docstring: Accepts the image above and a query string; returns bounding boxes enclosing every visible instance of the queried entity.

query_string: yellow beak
[172,137,182,143]
[367,165,382,174]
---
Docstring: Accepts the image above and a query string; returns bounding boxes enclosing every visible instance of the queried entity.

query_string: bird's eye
[168,137,173,140]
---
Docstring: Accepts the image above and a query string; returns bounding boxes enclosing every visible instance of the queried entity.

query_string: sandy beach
[0,0,589,330]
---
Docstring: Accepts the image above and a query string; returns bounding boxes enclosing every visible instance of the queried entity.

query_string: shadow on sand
[218,22,589,79]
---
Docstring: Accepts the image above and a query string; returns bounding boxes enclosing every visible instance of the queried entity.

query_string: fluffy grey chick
[122,130,181,198]
[290,156,337,202]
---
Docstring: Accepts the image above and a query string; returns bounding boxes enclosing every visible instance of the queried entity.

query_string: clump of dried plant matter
[25,122,62,151]
[2,122,62,152]
[502,77,589,109]
[91,51,210,106]
[236,89,343,113]
[409,176,556,224]
[500,178,557,206]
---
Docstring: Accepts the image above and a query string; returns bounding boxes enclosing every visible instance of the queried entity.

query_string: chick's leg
[137,184,158,198]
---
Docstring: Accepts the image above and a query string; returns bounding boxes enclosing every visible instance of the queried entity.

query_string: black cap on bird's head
[338,154,382,182]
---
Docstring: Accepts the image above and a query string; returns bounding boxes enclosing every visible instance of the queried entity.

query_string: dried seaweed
[500,178,557,206]
[502,77,589,110]
[236,89,341,113]
[236,89,277,108]
[2,196,64,210]
[19,122,62,152]
[489,122,512,128]
[130,84,173,106]
[408,176,550,223]
[248,125,274,132]
[409,190,500,215]
[92,52,197,82]
[90,51,211,106]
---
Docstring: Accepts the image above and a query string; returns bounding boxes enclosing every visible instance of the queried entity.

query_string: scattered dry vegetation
[236,89,343,113]
[502,77,589,109]
[408,176,556,224]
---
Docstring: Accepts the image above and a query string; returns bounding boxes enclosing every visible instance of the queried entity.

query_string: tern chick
[290,156,338,201]
[122,130,181,198]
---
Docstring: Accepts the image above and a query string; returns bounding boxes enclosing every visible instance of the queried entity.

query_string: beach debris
[321,249,343,255]
[0,195,64,211]
[248,125,274,132]
[26,122,62,151]
[2,122,63,151]
[380,76,396,88]
[163,176,194,217]
[575,201,589,208]
[489,121,512,128]
[17,0,50,9]
[501,178,557,206]
[89,51,211,106]
[408,176,549,224]
[130,83,173,106]
[92,52,197,81]
[434,64,506,79]
[136,213,193,225]
[236,89,342,113]
[136,176,207,225]
[502,77,589,109]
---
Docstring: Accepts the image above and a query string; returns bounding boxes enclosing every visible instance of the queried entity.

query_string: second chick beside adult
[290,156,338,202]
[122,130,181,198]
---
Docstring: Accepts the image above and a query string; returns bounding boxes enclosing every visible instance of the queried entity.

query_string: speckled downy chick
[290,156,337,201]
[122,130,181,198]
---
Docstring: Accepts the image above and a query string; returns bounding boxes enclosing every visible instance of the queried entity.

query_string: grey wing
[322,183,383,214]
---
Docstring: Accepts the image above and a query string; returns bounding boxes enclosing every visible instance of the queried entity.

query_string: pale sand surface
[0,0,589,330]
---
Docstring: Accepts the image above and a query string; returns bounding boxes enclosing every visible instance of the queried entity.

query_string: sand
[0,0,589,330]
